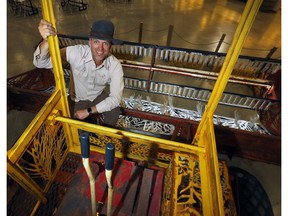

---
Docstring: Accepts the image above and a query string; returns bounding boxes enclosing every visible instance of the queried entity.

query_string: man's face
[89,38,111,66]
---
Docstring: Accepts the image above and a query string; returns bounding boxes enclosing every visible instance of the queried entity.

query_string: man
[33,19,124,126]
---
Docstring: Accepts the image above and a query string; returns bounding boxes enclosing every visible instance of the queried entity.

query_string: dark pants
[73,91,121,126]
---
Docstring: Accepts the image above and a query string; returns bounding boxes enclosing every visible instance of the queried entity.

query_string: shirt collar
[85,49,111,70]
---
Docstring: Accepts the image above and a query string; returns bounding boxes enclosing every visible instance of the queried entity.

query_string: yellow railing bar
[41,0,74,147]
[193,0,263,142]
[7,89,68,204]
[7,90,61,163]
[41,0,69,115]
[191,0,263,215]
[198,117,222,215]
[210,117,223,215]
[52,115,206,155]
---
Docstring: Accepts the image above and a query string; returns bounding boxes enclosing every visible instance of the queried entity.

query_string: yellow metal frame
[7,0,262,215]
[191,0,263,215]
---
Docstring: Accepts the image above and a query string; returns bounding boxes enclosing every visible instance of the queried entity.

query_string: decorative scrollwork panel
[162,153,237,215]
[17,121,68,190]
[89,134,173,164]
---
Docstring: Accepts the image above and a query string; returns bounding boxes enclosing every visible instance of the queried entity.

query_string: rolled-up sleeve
[33,45,53,69]
[96,59,124,113]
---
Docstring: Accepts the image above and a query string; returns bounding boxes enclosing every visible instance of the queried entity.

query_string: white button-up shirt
[33,44,124,113]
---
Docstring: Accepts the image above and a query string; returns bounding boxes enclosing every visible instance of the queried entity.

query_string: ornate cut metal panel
[89,134,173,164]
[161,153,237,216]
[40,84,273,135]
[16,120,68,190]
[118,97,271,135]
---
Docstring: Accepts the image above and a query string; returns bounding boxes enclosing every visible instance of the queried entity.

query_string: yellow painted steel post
[191,0,263,215]
[193,0,263,141]
[40,0,75,147]
[197,117,220,215]
[41,0,70,117]
[53,115,206,155]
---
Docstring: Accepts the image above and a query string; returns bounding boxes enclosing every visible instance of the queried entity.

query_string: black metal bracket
[61,0,88,11]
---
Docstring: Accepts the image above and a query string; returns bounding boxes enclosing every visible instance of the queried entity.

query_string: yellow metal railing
[192,0,263,215]
[7,90,64,204]
[41,0,75,151]
[7,0,262,215]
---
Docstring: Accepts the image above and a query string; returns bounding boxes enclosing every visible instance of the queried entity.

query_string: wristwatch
[87,107,92,115]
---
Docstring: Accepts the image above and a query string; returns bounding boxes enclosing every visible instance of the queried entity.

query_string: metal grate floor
[8,153,82,216]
